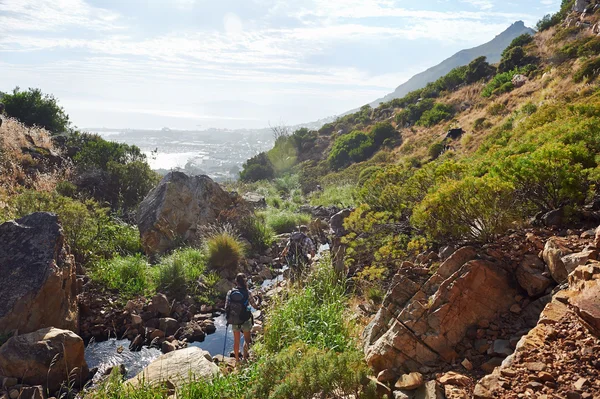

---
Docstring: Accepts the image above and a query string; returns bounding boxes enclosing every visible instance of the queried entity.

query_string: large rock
[128,347,219,388]
[0,327,88,392]
[542,237,573,283]
[364,252,516,373]
[516,255,553,297]
[137,172,241,255]
[0,213,78,335]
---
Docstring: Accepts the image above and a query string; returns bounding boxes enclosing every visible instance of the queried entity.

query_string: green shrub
[205,231,246,276]
[395,98,435,127]
[328,131,375,170]
[240,152,275,182]
[574,56,600,82]
[521,102,538,115]
[417,103,454,127]
[263,210,311,234]
[370,122,397,146]
[238,215,274,254]
[473,117,492,131]
[55,181,77,198]
[3,191,142,266]
[488,102,507,116]
[2,87,70,134]
[498,46,528,73]
[357,166,382,186]
[503,34,533,58]
[412,175,518,242]
[248,344,376,399]
[155,248,209,299]
[264,259,349,352]
[537,0,574,31]
[309,184,357,208]
[482,71,515,98]
[289,128,318,152]
[465,56,496,84]
[428,141,446,160]
[91,255,153,297]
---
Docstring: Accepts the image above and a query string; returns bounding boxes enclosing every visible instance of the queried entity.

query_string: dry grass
[0,117,69,193]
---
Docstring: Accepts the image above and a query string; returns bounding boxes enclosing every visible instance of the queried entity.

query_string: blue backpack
[227,288,251,325]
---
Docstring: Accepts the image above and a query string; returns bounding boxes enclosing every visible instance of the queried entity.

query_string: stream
[84,269,287,379]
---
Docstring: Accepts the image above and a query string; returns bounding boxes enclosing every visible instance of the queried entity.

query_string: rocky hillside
[370,21,536,107]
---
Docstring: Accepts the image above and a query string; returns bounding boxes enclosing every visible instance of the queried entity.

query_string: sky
[1,0,560,130]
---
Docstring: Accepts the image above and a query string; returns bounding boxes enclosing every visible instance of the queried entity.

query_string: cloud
[0,0,122,33]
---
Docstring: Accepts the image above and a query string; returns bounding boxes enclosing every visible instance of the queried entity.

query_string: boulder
[438,372,470,387]
[395,372,424,390]
[128,347,219,389]
[365,257,516,373]
[148,293,171,317]
[561,249,598,273]
[511,74,528,88]
[159,317,179,336]
[574,0,590,12]
[0,213,78,335]
[0,327,88,392]
[516,255,552,297]
[542,237,573,283]
[137,172,241,255]
[241,192,266,208]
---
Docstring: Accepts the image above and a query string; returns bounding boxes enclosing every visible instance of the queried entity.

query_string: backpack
[288,232,307,256]
[226,288,251,325]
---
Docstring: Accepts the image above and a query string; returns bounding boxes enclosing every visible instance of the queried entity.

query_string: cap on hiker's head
[299,225,309,232]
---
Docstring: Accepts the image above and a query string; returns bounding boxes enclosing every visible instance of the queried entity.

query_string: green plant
[328,131,375,170]
[417,103,454,127]
[309,185,357,208]
[488,102,507,116]
[521,102,538,115]
[574,56,600,82]
[473,117,491,131]
[240,152,275,182]
[155,248,208,299]
[412,175,518,242]
[205,230,246,276]
[238,215,274,254]
[465,56,496,83]
[370,122,397,146]
[262,209,311,234]
[428,141,446,160]
[2,87,70,134]
[91,255,153,297]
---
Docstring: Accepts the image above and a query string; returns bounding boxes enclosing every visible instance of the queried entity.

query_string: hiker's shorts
[232,318,252,333]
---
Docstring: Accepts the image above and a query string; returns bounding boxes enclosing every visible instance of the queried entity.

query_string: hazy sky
[1,0,559,130]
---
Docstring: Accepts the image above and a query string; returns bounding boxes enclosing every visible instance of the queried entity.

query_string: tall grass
[205,231,246,277]
[260,209,311,234]
[91,254,153,297]
[238,215,274,254]
[155,248,207,299]
[309,184,357,208]
[263,258,350,352]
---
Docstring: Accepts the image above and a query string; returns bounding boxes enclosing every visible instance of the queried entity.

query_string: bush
[328,131,375,170]
[395,98,435,127]
[238,215,274,254]
[428,141,446,160]
[370,122,397,146]
[488,102,508,116]
[482,69,522,98]
[289,128,318,152]
[309,184,357,208]
[417,103,454,127]
[240,152,275,182]
[574,56,600,82]
[2,87,70,134]
[412,175,518,242]
[263,210,311,234]
[91,255,153,297]
[465,56,496,83]
[3,191,142,266]
[498,46,528,73]
[503,34,533,58]
[205,230,246,276]
[155,248,209,299]
[473,117,492,131]
[521,102,538,115]
[263,259,349,352]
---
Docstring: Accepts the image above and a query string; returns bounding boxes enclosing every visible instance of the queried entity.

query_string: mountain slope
[370,21,535,106]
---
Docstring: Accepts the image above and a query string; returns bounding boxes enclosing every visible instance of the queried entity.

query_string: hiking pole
[222,323,229,357]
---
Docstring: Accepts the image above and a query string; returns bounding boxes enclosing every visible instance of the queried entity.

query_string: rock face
[473,261,600,398]
[542,237,573,283]
[128,347,219,388]
[137,172,240,255]
[364,247,516,373]
[0,213,78,335]
[0,327,88,392]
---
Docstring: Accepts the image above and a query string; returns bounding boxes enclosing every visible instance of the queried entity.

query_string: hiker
[225,273,259,362]
[280,225,316,280]
[330,209,352,275]
[0,103,4,128]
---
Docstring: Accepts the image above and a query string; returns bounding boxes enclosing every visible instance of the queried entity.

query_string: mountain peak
[369,21,535,106]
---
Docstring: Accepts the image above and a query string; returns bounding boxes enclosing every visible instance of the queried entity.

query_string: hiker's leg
[233,330,241,361]
[242,330,252,359]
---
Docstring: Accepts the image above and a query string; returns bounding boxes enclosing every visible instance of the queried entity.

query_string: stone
[241,192,266,208]
[365,259,515,373]
[137,172,244,256]
[526,381,543,390]
[567,391,582,399]
[573,377,590,390]
[438,372,470,387]
[474,375,506,399]
[512,74,528,88]
[538,372,554,382]
[161,340,177,354]
[543,237,573,283]
[159,317,179,336]
[415,381,445,399]
[491,340,513,357]
[574,0,590,13]
[2,377,18,389]
[0,213,78,335]
[395,372,424,390]
[510,304,521,314]
[516,256,553,297]
[524,362,546,372]
[541,208,563,226]
[569,280,600,335]
[128,347,219,389]
[562,250,598,274]
[148,294,171,317]
[481,357,503,374]
[376,368,397,383]
[177,322,206,343]
[461,358,473,371]
[131,314,142,326]
[0,327,88,392]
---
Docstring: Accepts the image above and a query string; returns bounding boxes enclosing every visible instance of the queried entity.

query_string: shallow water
[85,339,161,380]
